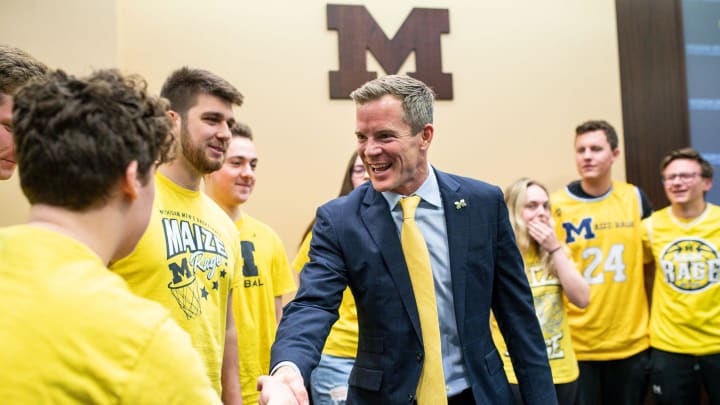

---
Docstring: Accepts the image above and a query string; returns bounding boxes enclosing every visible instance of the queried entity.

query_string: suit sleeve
[489,189,558,405]
[270,205,348,383]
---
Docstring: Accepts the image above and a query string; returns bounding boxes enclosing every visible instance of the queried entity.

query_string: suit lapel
[360,187,423,339]
[436,170,469,337]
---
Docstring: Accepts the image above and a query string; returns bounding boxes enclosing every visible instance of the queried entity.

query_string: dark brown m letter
[327,4,452,99]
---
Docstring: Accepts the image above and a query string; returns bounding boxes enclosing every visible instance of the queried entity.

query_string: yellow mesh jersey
[551,181,649,360]
[643,204,720,355]
[292,232,359,358]
[491,250,579,384]
[0,225,220,404]
[110,171,242,395]
[234,212,296,405]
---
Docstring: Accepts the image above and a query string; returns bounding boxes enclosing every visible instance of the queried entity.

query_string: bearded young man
[110,67,245,404]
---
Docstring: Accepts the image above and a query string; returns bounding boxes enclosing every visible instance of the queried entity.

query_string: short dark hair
[160,66,243,116]
[660,147,714,180]
[0,45,49,95]
[230,122,253,140]
[13,69,174,210]
[575,120,619,150]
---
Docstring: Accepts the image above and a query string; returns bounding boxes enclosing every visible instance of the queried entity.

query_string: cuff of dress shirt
[270,361,302,377]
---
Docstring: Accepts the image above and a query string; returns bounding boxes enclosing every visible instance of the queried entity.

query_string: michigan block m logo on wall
[327,4,453,99]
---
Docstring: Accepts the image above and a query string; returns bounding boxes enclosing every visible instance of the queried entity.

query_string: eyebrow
[226,154,257,160]
[202,110,235,123]
[201,111,223,118]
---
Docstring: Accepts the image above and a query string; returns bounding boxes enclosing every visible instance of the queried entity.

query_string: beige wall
[1,0,625,258]
[0,0,117,228]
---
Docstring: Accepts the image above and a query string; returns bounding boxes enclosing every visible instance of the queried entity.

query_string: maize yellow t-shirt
[110,171,242,394]
[234,212,296,405]
[491,250,579,384]
[643,204,720,355]
[0,225,220,404]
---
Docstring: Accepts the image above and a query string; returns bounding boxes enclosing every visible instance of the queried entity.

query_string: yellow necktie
[399,196,447,405]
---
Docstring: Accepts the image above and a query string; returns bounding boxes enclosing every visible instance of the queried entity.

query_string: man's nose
[363,138,382,155]
[239,164,254,177]
[218,121,231,140]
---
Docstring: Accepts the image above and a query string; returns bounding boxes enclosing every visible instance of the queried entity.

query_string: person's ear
[703,177,713,193]
[121,160,140,201]
[420,123,434,150]
[168,110,181,132]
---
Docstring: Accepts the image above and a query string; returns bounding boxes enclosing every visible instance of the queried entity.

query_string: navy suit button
[407,393,415,402]
[416,352,423,361]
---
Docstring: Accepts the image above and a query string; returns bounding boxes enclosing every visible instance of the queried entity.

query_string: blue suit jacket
[271,169,556,404]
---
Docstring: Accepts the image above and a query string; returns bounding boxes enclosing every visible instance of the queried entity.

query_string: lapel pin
[454,199,467,210]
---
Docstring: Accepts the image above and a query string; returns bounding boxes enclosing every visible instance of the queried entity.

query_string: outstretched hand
[257,366,309,405]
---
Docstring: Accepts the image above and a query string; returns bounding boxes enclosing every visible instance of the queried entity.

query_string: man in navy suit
[262,75,556,405]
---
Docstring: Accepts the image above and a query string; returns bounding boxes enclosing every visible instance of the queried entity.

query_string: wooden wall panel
[616,0,690,210]
[616,3,711,404]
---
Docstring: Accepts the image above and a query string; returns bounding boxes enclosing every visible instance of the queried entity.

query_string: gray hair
[349,75,434,135]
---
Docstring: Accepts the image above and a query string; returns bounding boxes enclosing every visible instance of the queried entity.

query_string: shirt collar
[381,163,442,210]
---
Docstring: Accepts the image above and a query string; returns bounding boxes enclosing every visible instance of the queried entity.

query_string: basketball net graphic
[168,275,202,319]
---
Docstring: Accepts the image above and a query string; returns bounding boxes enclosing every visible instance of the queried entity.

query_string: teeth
[370,163,390,171]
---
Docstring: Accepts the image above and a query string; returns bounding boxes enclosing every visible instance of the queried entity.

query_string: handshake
[257,366,310,405]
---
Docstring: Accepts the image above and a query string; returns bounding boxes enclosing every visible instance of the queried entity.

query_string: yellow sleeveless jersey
[293,232,359,358]
[643,204,720,355]
[110,171,242,395]
[234,213,296,405]
[551,181,649,360]
[491,251,579,384]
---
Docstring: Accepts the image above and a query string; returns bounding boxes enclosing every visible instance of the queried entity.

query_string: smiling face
[574,129,619,183]
[0,96,16,180]
[662,158,712,208]
[205,135,257,208]
[179,93,235,174]
[355,95,432,196]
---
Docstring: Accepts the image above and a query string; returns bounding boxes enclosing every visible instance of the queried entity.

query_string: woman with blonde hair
[492,178,590,405]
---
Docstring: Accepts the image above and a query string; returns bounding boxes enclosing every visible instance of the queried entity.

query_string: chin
[369,179,391,192]
[0,167,14,180]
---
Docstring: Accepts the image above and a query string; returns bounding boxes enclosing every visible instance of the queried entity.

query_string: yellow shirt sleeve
[292,232,313,273]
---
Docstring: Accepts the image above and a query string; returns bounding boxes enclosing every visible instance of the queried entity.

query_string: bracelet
[547,246,562,255]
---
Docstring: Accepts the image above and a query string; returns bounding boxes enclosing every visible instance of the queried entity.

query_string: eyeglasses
[661,172,701,184]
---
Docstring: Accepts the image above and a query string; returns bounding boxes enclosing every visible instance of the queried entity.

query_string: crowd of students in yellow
[1,45,718,405]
